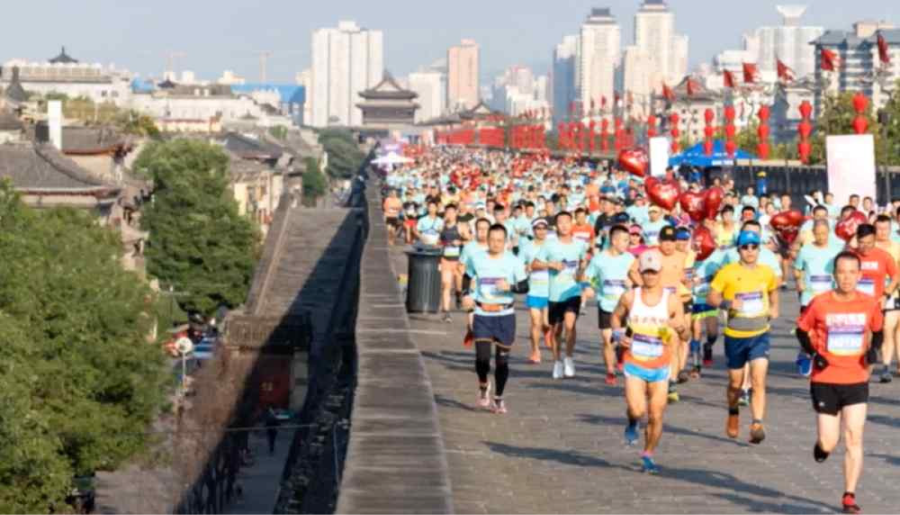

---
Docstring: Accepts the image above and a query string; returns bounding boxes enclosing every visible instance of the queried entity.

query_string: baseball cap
[659,226,677,242]
[675,227,692,241]
[532,217,549,229]
[629,224,642,235]
[649,205,662,213]
[736,230,762,247]
[639,249,663,273]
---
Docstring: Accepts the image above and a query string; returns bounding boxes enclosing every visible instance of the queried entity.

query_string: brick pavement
[390,247,900,513]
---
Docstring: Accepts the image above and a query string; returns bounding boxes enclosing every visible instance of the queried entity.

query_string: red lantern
[704,140,714,156]
[798,120,812,139]
[724,105,736,121]
[725,140,738,157]
[704,108,715,124]
[798,141,812,163]
[758,105,770,121]
[647,115,657,138]
[757,124,770,140]
[853,92,868,114]
[725,125,736,139]
[799,100,813,119]
[853,116,868,135]
[757,142,770,160]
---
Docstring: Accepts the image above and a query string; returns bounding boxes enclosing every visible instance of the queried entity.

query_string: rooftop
[0,142,116,193]
[49,46,79,65]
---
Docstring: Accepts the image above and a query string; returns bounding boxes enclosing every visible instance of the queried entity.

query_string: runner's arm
[668,295,690,343]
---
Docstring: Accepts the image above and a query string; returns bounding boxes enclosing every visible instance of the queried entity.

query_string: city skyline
[0,0,897,85]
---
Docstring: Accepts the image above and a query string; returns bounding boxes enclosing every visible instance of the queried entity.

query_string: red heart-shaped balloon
[770,210,805,245]
[703,187,724,220]
[693,225,716,262]
[679,191,706,222]
[835,211,868,242]
[618,148,648,177]
[645,177,681,212]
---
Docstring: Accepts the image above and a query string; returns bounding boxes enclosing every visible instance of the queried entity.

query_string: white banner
[826,135,875,207]
[649,137,670,177]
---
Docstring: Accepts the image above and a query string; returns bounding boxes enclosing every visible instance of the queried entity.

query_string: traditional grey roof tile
[0,142,114,192]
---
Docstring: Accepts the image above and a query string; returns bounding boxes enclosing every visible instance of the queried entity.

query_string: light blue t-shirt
[460,241,488,271]
[416,215,443,237]
[466,251,527,317]
[794,241,843,306]
[643,219,669,246]
[626,205,650,226]
[519,239,549,298]
[583,251,635,312]
[692,249,726,304]
[535,239,589,302]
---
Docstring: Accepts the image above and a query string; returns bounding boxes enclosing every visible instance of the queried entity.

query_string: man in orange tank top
[611,249,690,474]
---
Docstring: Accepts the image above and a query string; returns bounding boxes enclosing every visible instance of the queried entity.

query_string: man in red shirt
[853,224,899,373]
[797,251,884,515]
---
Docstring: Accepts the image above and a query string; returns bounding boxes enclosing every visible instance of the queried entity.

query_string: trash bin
[405,247,443,313]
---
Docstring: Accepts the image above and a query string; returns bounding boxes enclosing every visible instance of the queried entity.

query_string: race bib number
[857,278,876,296]
[478,278,501,300]
[631,333,664,361]
[562,260,578,274]
[444,246,460,258]
[827,326,865,356]
[809,275,832,294]
[530,270,549,285]
[602,279,627,298]
[736,292,765,317]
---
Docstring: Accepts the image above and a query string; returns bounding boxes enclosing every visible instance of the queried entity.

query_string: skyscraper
[552,35,579,123]
[753,5,824,78]
[408,71,446,123]
[310,20,384,127]
[634,0,673,80]
[579,8,621,119]
[447,40,480,111]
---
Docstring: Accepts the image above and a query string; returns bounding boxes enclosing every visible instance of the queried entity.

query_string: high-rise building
[671,34,690,81]
[634,0,671,80]
[621,46,655,119]
[552,35,579,123]
[813,21,900,112]
[754,6,824,78]
[408,71,446,123]
[310,20,384,127]
[579,8,621,119]
[447,39,480,111]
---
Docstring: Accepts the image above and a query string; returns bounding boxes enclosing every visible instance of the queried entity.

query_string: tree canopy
[316,128,366,179]
[137,139,259,317]
[0,181,169,512]
[302,157,328,206]
[809,91,888,165]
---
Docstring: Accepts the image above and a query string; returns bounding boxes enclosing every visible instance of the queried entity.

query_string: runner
[414,199,443,245]
[874,215,900,382]
[519,218,552,364]
[708,230,780,443]
[643,206,668,246]
[610,249,690,474]
[852,223,899,381]
[533,211,590,379]
[462,224,529,414]
[583,224,636,385]
[383,189,403,246]
[796,251,883,514]
[793,219,843,375]
[439,204,468,322]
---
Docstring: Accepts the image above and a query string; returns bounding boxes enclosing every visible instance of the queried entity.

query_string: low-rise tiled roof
[0,142,116,193]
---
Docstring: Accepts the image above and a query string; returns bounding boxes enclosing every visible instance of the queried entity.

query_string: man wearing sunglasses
[708,230,780,444]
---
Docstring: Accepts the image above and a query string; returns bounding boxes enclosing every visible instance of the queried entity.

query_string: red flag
[878,33,891,65]
[601,95,607,108]
[614,91,621,104]
[742,62,758,84]
[821,48,840,71]
[723,70,736,89]
[590,98,596,111]
[776,59,794,82]
[686,78,698,97]
[662,82,675,102]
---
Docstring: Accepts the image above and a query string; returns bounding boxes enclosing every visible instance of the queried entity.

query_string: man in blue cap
[708,229,781,445]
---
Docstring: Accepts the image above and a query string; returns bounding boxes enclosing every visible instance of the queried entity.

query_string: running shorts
[810,382,868,416]
[724,333,771,370]
[549,297,582,325]
[598,308,613,330]
[472,314,517,349]
[526,295,549,309]
[623,362,671,383]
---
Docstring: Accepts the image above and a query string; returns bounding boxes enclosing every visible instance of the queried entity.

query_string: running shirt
[535,239,589,302]
[716,224,737,250]
[643,219,668,246]
[439,223,463,260]
[797,291,883,384]
[519,239,549,298]
[460,241,488,271]
[854,247,898,299]
[572,224,595,247]
[416,215,443,241]
[692,249,725,304]
[794,242,843,307]
[723,246,783,279]
[583,250,635,312]
[710,262,778,338]
[383,197,402,218]
[466,251,527,317]
[624,288,674,369]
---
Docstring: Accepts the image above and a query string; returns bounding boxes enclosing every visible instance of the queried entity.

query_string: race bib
[631,333,664,361]
[478,278,501,300]
[827,326,865,356]
[444,246,460,258]
[809,275,832,294]
[562,260,578,274]
[602,279,627,298]
[530,270,549,285]
[857,278,876,296]
[736,292,765,317]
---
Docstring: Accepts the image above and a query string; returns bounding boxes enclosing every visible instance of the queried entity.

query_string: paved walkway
[391,247,900,513]
[224,430,293,514]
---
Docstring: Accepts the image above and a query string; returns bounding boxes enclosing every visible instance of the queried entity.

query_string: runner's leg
[529,308,542,360]
[816,411,841,454]
[602,328,615,374]
[494,346,511,398]
[882,311,899,375]
[440,263,454,316]
[625,376,648,426]
[645,379,668,454]
[749,357,769,422]
[565,310,578,358]
[842,403,868,496]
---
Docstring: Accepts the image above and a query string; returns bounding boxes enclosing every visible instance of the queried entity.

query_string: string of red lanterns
[797,100,813,164]
[757,105,770,160]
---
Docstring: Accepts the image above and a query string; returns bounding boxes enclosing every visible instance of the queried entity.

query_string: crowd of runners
[380,146,900,514]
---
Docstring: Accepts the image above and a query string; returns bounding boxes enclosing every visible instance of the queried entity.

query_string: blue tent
[669,140,754,168]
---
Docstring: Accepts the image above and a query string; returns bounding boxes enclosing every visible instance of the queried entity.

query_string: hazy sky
[1,0,896,84]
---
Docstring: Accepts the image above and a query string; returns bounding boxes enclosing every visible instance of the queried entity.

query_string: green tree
[879,79,900,166]
[136,140,259,316]
[269,125,288,141]
[114,110,161,138]
[316,128,366,179]
[809,91,888,165]
[0,181,169,510]
[302,157,328,206]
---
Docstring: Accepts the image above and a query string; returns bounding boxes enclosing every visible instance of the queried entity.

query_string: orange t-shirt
[572,224,595,246]
[797,291,883,384]
[383,197,402,217]
[855,247,898,299]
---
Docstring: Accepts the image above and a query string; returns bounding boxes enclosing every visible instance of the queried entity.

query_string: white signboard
[649,137,670,177]
[826,135,875,207]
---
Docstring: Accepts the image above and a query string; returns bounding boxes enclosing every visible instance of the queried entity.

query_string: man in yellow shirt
[708,230,780,446]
